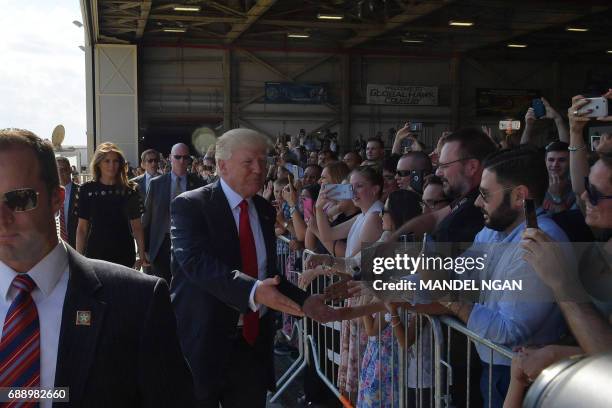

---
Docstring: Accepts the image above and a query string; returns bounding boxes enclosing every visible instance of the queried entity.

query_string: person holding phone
[504,94,612,408]
[521,97,569,145]
[315,166,385,400]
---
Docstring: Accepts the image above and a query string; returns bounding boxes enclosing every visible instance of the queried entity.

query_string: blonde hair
[90,142,133,188]
[215,128,270,161]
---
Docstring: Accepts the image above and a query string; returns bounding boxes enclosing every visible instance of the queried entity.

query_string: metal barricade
[269,236,307,403]
[438,315,515,408]
[286,248,516,408]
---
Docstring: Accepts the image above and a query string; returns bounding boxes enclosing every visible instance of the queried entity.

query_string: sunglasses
[478,186,516,203]
[146,158,159,164]
[1,188,39,212]
[396,169,426,180]
[584,176,612,205]
[173,155,191,161]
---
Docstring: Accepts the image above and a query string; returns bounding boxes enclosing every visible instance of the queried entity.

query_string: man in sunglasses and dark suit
[142,143,204,283]
[56,157,79,248]
[0,128,195,407]
[130,148,162,204]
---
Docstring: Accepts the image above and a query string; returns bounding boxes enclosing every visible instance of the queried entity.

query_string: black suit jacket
[170,181,278,401]
[65,182,79,248]
[143,172,204,260]
[53,246,195,407]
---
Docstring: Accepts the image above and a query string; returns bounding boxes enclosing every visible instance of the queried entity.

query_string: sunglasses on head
[1,188,39,212]
[584,176,612,205]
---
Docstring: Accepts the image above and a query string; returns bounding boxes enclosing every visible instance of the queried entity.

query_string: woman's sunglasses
[584,176,612,206]
[1,188,39,212]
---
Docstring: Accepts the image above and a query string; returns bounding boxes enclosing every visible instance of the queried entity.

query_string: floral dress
[357,321,400,408]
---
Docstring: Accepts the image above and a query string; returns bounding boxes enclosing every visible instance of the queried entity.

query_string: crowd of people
[0,91,610,408]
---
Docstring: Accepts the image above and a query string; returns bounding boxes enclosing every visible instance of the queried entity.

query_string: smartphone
[532,98,546,119]
[409,170,426,194]
[410,122,423,132]
[524,199,538,229]
[577,97,609,118]
[499,120,521,130]
[284,164,304,179]
[323,183,354,200]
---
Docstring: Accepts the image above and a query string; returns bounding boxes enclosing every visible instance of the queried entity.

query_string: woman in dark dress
[75,142,150,269]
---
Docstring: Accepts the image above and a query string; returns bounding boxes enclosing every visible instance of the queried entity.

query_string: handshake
[255,274,365,323]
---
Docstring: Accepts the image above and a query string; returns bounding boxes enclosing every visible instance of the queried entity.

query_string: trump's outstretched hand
[255,276,304,316]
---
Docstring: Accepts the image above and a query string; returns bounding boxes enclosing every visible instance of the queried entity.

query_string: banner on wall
[366,84,438,106]
[476,88,540,117]
[264,82,328,104]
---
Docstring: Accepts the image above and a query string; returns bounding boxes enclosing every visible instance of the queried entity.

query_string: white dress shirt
[145,172,154,193]
[220,178,267,313]
[63,182,72,222]
[0,242,69,408]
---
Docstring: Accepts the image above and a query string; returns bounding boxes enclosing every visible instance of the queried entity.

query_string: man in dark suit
[143,143,204,283]
[56,157,79,247]
[130,148,162,204]
[0,128,195,407]
[171,129,307,407]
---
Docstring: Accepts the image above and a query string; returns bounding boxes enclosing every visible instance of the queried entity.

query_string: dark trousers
[150,234,172,283]
[197,319,273,408]
[480,363,511,408]
[450,332,484,408]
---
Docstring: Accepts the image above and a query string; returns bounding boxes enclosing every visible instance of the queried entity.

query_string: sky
[0,0,87,146]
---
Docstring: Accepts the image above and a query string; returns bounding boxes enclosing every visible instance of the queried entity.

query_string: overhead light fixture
[507,43,527,48]
[287,33,310,38]
[566,27,588,32]
[402,38,424,44]
[173,6,201,12]
[449,20,474,27]
[317,13,344,20]
[163,28,187,33]
[607,50,612,54]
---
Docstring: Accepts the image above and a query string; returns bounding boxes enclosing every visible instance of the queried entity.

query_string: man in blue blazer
[143,143,204,283]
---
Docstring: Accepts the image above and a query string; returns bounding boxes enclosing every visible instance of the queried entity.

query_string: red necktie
[0,275,40,401]
[59,206,68,242]
[238,200,259,345]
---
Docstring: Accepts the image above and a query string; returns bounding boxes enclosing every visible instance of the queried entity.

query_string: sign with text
[476,88,540,117]
[366,84,438,106]
[264,82,328,104]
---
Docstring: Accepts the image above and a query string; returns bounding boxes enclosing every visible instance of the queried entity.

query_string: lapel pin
[76,311,92,326]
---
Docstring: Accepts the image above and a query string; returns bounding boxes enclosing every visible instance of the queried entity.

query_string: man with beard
[439,147,570,408]
[392,127,497,245]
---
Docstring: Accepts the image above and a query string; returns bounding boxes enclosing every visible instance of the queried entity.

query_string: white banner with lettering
[366,84,438,106]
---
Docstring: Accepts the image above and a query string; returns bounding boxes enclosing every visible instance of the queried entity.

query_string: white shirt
[0,242,69,408]
[220,178,267,313]
[63,182,72,222]
[144,172,155,193]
